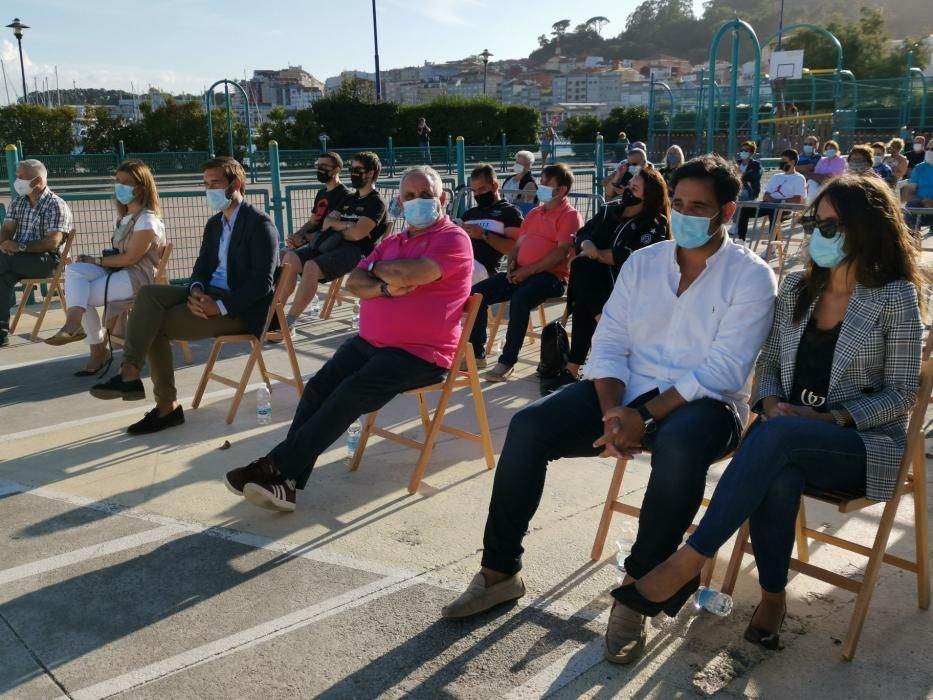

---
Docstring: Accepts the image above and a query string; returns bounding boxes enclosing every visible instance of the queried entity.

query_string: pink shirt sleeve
[358,236,392,268]
[424,228,473,278]
[557,209,584,243]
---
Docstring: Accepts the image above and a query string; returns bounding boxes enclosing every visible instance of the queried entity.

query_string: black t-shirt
[312,183,348,224]
[331,189,388,255]
[907,149,925,170]
[790,318,842,412]
[462,199,524,276]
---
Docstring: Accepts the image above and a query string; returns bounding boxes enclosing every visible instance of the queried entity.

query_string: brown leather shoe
[441,572,525,619]
[604,602,647,664]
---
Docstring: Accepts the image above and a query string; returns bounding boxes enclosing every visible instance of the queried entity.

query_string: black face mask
[350,173,367,189]
[474,190,496,208]
[315,169,332,183]
[620,188,642,207]
[779,162,791,172]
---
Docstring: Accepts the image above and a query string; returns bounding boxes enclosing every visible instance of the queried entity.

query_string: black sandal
[744,604,786,650]
[74,353,113,377]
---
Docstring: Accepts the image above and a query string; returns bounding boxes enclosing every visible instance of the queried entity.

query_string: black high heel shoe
[613,574,701,618]
[744,604,786,650]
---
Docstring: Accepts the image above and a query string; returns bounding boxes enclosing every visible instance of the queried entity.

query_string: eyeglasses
[800,215,841,238]
[349,168,368,176]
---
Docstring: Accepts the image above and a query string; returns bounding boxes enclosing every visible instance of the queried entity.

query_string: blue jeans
[688,416,866,593]
[420,143,432,164]
[469,271,565,367]
[481,380,740,578]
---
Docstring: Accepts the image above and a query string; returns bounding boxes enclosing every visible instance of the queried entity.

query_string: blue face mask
[808,228,846,268]
[803,145,814,155]
[402,197,439,229]
[537,184,554,204]
[824,148,837,158]
[205,187,232,212]
[114,182,136,205]
[738,151,750,161]
[671,209,717,249]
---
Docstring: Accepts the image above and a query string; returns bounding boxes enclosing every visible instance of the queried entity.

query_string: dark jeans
[481,380,740,580]
[688,416,866,593]
[469,271,565,367]
[0,251,60,327]
[566,256,615,365]
[269,335,445,489]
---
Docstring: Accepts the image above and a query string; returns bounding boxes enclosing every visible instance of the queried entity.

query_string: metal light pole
[479,49,493,96]
[6,18,29,105]
[371,0,381,100]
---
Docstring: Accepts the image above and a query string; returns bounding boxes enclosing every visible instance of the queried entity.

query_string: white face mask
[13,178,35,197]
[512,163,525,174]
[925,151,933,166]
[914,143,925,153]
[627,164,641,177]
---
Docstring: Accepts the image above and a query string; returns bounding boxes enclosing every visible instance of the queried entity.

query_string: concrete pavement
[2,258,933,698]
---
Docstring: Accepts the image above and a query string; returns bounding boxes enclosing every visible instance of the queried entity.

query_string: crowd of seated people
[7,138,927,668]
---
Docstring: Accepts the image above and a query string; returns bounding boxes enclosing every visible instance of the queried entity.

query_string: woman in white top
[46,160,165,375]
[501,150,538,207]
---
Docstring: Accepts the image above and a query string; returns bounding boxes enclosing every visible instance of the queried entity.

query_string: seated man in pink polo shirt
[225,166,473,512]
[469,163,583,381]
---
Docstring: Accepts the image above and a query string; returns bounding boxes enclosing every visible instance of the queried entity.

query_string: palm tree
[584,16,610,36]
[551,19,571,38]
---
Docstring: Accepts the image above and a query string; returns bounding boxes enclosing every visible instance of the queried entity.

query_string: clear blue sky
[0,0,706,102]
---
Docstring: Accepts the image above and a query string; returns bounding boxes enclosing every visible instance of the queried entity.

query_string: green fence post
[387,136,395,177]
[267,140,285,241]
[446,135,453,175]
[117,140,125,162]
[500,131,507,171]
[16,140,23,159]
[5,144,19,197]
[595,134,604,197]
[456,136,466,188]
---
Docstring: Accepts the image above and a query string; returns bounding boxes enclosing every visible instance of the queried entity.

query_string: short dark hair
[470,163,497,184]
[201,156,246,193]
[781,148,799,163]
[669,154,741,207]
[870,141,886,152]
[848,145,872,163]
[541,163,574,191]
[352,151,381,180]
[741,140,757,154]
[321,151,343,169]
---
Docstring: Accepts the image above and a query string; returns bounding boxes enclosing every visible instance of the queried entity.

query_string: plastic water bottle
[309,297,321,320]
[346,419,362,461]
[351,301,361,331]
[693,587,733,617]
[615,526,636,582]
[256,385,272,425]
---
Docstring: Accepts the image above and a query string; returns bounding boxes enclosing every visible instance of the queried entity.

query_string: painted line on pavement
[504,635,608,699]
[66,576,418,700]
[0,383,270,445]
[0,525,184,585]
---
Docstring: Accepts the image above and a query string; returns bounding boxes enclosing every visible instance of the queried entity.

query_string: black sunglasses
[349,168,369,175]
[800,215,841,238]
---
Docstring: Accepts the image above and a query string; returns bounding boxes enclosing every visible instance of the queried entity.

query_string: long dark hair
[635,167,672,239]
[793,174,923,322]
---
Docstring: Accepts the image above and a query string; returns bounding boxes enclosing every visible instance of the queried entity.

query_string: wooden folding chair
[350,293,496,494]
[319,275,353,321]
[10,229,75,342]
[721,359,933,660]
[191,262,305,424]
[107,243,193,365]
[484,296,569,356]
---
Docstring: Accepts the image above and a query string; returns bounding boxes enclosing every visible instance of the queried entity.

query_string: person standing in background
[417,117,432,165]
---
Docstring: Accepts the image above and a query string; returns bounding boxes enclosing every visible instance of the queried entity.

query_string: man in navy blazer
[90,157,279,435]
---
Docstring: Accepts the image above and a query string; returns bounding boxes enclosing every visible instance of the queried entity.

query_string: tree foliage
[0,104,76,154]
[561,107,650,144]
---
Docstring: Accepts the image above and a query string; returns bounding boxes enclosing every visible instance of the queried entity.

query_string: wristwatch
[17,241,27,252]
[830,409,848,427]
[636,404,658,435]
[379,282,393,298]
[367,261,382,280]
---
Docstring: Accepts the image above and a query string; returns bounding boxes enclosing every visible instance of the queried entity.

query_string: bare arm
[0,219,15,242]
[371,258,442,287]
[24,230,63,253]
[515,242,570,278]
[324,212,378,242]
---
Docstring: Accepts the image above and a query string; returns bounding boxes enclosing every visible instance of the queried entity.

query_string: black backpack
[536,320,569,379]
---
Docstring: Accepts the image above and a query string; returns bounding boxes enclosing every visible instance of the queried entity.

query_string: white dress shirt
[587,235,777,425]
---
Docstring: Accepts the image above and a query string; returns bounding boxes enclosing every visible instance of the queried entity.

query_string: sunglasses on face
[349,168,368,176]
[800,215,841,238]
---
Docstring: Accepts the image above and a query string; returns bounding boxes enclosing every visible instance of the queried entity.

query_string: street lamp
[371,0,381,100]
[6,18,29,105]
[479,49,493,96]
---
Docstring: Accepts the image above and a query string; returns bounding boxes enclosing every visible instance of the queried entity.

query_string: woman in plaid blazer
[609,174,924,651]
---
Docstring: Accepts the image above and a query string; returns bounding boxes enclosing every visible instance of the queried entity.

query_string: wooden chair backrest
[452,293,483,372]
[51,229,76,279]
[258,262,297,338]
[154,242,174,285]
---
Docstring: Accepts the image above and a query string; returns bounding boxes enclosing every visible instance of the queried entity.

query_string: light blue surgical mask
[808,228,846,268]
[824,148,837,158]
[738,151,750,161]
[402,197,439,229]
[537,184,554,204]
[205,187,232,212]
[114,182,136,205]
[803,145,814,155]
[671,209,717,249]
